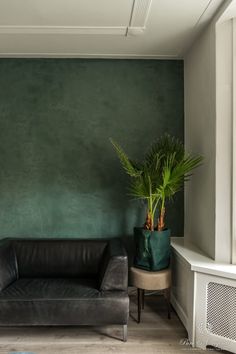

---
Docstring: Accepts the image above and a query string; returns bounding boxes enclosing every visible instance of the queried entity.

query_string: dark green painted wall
[0,59,184,239]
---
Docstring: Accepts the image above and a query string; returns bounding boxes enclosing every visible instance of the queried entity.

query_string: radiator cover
[207,282,236,341]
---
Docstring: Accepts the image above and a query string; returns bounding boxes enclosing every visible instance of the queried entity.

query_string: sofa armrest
[0,239,18,291]
[99,238,128,292]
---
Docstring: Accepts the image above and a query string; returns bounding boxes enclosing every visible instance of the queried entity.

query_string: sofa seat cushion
[0,278,99,300]
[0,278,129,326]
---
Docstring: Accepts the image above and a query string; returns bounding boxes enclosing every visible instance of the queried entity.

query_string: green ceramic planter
[133,227,171,271]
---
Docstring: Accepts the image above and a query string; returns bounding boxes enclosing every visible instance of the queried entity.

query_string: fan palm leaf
[110,135,203,231]
[110,138,142,177]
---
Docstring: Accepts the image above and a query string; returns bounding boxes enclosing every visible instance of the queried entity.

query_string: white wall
[184,1,233,262]
[184,21,216,259]
[215,19,232,262]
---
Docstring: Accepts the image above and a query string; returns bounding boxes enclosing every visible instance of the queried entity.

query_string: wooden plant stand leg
[163,287,171,319]
[137,288,142,323]
[141,289,145,310]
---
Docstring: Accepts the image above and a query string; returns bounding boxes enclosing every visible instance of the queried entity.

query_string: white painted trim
[126,0,152,36]
[191,271,197,347]
[0,53,181,59]
[141,0,152,28]
[171,238,236,280]
[0,26,127,35]
[130,0,152,27]
[232,17,236,264]
[214,18,233,263]
[127,26,145,36]
[0,0,153,37]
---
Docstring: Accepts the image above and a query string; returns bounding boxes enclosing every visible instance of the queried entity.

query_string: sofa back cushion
[0,240,18,290]
[12,239,107,278]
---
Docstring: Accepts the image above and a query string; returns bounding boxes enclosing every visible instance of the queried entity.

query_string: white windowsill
[171,237,236,280]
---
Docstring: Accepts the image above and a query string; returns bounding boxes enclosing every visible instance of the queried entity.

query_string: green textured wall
[0,59,184,238]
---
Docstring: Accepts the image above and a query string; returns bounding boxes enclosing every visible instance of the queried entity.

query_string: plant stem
[152,198,159,224]
[148,176,154,231]
[157,196,165,231]
[149,197,154,231]
[144,181,155,231]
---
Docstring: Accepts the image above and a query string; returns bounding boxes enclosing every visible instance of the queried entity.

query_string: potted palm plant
[110,134,203,271]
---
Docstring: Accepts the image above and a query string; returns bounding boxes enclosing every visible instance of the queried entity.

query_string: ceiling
[0,0,225,58]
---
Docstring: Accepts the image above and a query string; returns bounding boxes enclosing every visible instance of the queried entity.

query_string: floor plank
[0,294,227,354]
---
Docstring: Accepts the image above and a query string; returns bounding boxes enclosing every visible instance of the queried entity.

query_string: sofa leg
[123,324,127,342]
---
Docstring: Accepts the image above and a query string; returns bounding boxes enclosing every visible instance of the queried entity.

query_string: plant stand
[130,266,172,323]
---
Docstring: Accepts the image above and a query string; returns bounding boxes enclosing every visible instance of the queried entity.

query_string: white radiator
[196,274,236,353]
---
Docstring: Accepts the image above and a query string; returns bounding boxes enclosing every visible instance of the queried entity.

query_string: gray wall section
[0,59,184,239]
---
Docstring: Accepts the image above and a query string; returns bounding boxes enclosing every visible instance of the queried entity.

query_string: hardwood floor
[0,292,226,354]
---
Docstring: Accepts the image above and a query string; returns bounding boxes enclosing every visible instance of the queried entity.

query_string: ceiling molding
[0,53,181,59]
[127,0,152,35]
[0,26,127,35]
[126,26,145,35]
[0,0,153,37]
[0,0,224,58]
[130,0,152,27]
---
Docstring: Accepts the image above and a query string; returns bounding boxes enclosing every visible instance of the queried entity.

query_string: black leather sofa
[0,238,129,341]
